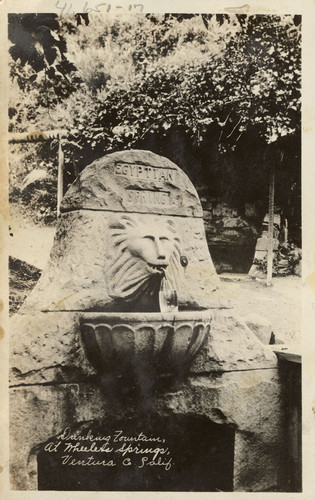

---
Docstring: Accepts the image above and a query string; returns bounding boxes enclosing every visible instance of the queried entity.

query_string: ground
[220,273,301,344]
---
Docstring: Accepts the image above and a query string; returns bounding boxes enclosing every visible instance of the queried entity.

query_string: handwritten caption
[44,427,173,470]
[56,1,144,14]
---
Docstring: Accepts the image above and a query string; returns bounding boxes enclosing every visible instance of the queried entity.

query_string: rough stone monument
[10,150,283,491]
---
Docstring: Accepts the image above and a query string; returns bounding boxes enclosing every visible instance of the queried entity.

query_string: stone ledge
[191,310,278,373]
[271,344,301,364]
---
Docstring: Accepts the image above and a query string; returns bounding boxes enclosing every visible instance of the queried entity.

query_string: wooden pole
[9,129,67,143]
[57,135,64,216]
[266,164,275,286]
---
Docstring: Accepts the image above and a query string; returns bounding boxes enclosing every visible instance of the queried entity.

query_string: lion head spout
[106,215,181,312]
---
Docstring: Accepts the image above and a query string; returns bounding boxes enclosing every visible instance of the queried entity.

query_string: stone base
[10,365,283,492]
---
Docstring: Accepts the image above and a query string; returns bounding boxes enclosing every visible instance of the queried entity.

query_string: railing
[9,129,69,216]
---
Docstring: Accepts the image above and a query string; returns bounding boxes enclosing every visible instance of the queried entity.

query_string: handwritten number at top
[55,0,144,14]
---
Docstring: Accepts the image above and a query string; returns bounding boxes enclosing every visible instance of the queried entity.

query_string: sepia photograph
[2,3,308,495]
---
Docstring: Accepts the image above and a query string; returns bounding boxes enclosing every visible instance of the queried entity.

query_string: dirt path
[9,225,56,270]
[220,274,301,344]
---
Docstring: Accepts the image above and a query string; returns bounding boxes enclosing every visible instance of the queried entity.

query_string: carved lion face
[107,215,181,303]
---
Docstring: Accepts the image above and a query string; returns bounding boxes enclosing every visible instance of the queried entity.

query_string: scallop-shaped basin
[80,311,211,378]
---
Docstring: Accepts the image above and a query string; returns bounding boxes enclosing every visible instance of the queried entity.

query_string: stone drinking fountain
[10,150,284,492]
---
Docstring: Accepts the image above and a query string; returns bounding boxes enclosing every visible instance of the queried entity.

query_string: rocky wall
[199,197,259,273]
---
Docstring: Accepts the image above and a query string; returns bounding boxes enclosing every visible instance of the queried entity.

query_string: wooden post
[284,218,288,244]
[266,165,275,286]
[57,134,64,216]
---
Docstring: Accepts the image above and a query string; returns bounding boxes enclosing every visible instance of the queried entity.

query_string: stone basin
[80,311,211,379]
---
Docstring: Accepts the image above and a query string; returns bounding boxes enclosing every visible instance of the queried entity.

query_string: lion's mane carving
[106,215,182,312]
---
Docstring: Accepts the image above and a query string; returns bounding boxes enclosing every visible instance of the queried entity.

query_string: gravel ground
[219,274,301,344]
